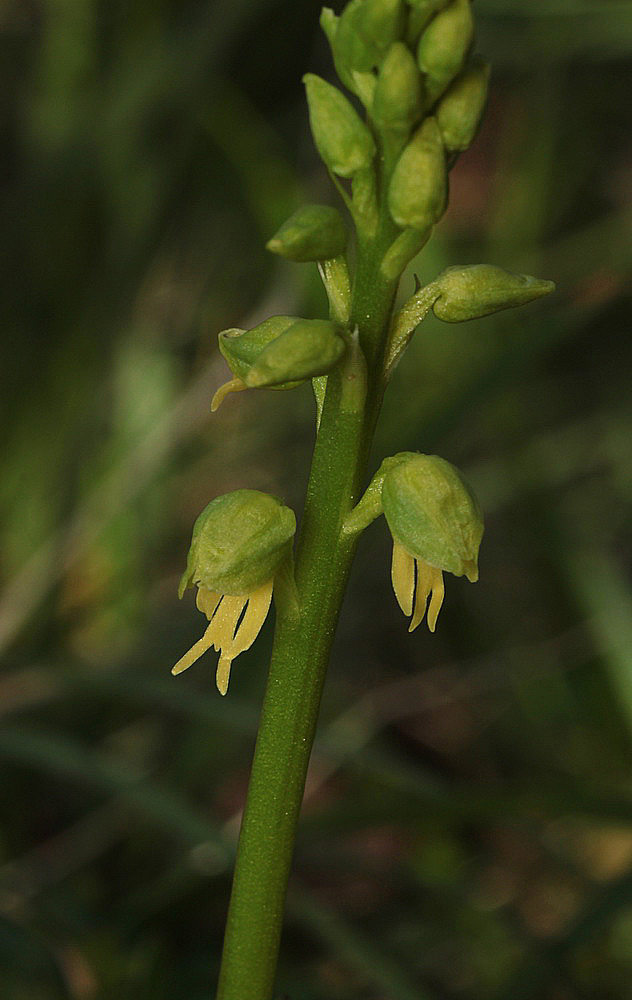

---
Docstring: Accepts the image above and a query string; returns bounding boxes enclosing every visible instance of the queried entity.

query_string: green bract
[382,453,483,580]
[416,0,474,104]
[373,42,424,132]
[432,265,556,322]
[388,116,446,229]
[178,491,296,598]
[304,74,376,177]
[245,319,346,387]
[266,205,347,262]
[436,56,490,152]
[335,0,405,71]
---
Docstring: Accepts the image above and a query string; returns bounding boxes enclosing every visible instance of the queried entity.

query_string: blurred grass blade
[0,725,230,854]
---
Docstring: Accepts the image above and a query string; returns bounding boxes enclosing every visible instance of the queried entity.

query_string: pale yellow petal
[391,541,415,617]
[409,559,433,632]
[210,377,247,413]
[196,587,222,619]
[216,654,233,696]
[171,620,216,676]
[427,568,445,633]
[230,579,273,657]
[207,595,248,651]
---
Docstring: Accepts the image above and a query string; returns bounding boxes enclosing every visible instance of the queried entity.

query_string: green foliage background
[1,0,632,996]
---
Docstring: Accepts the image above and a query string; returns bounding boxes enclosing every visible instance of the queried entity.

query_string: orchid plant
[171,1,554,996]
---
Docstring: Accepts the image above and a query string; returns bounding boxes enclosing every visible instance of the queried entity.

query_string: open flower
[211,316,346,411]
[381,453,483,632]
[173,490,296,694]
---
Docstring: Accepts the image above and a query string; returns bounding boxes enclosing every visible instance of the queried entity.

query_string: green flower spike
[173,490,296,695]
[382,453,483,632]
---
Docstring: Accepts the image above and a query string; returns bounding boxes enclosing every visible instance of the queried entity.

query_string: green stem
[216,136,400,1000]
[216,288,396,1000]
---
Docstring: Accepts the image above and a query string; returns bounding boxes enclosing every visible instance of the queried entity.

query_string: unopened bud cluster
[305,0,489,256]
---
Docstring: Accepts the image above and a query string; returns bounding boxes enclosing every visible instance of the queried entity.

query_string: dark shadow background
[1,0,632,997]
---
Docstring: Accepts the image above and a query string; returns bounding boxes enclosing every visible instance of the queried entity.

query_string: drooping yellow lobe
[172,581,274,696]
[409,558,433,632]
[425,565,444,633]
[171,620,217,677]
[196,587,222,618]
[210,377,247,413]
[391,541,415,617]
[391,544,446,634]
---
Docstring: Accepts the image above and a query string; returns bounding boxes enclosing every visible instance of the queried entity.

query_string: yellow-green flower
[382,452,483,632]
[211,316,347,411]
[173,490,296,694]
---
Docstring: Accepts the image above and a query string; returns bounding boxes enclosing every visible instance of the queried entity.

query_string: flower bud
[436,56,490,152]
[382,453,483,581]
[320,7,376,105]
[373,42,423,132]
[218,316,302,386]
[304,74,376,178]
[416,0,474,104]
[335,0,405,72]
[432,265,556,322]
[320,7,353,91]
[245,319,347,387]
[320,7,338,44]
[406,0,452,45]
[266,204,347,262]
[388,116,446,230]
[178,490,296,599]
